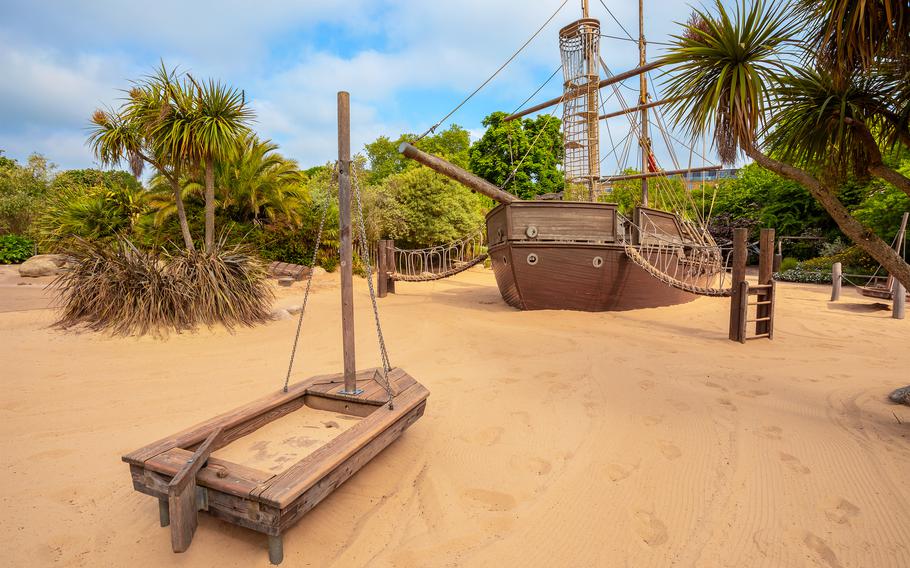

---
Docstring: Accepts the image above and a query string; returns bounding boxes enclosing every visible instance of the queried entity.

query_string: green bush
[0,234,34,264]
[779,256,799,272]
[799,245,878,274]
[774,266,831,283]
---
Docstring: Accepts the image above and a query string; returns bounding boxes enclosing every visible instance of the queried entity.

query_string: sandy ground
[1,264,909,567]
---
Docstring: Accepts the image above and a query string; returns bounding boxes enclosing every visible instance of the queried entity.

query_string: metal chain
[351,169,395,409]
[282,185,330,392]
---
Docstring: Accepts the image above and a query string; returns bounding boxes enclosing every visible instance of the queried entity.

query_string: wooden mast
[337,91,360,395]
[639,0,650,207]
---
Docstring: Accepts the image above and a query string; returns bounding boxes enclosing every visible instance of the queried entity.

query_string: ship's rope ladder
[387,227,488,283]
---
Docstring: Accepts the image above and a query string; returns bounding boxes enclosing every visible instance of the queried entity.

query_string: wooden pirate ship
[399,0,727,311]
[124,92,429,565]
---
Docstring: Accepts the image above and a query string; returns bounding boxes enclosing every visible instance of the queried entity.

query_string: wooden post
[386,240,396,295]
[337,92,359,395]
[268,535,284,565]
[377,239,388,298]
[728,228,748,341]
[158,498,170,527]
[638,0,649,208]
[756,228,774,336]
[167,428,221,553]
[894,279,906,320]
[831,262,842,301]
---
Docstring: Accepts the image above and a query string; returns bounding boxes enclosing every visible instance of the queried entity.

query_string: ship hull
[485,201,706,312]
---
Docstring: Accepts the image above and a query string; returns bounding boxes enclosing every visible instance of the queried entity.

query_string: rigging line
[600,33,671,46]
[596,0,635,41]
[414,0,570,141]
[510,65,563,116]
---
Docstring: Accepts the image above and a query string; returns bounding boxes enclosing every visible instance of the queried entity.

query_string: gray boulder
[18,256,60,277]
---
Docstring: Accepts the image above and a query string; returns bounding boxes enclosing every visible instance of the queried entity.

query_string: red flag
[647,152,659,173]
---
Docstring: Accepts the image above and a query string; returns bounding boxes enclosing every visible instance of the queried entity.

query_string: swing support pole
[338,91,361,395]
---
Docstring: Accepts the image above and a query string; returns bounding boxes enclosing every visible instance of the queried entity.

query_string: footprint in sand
[737,390,770,398]
[756,425,783,440]
[803,532,843,568]
[717,398,738,411]
[642,415,664,426]
[706,381,728,392]
[639,379,655,391]
[510,455,552,476]
[606,461,639,482]
[463,488,517,511]
[658,440,682,460]
[779,452,811,475]
[825,498,861,525]
[634,510,668,546]
[461,427,504,446]
[670,400,690,411]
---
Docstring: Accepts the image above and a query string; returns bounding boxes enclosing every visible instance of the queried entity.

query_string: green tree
[0,153,52,235]
[469,111,563,200]
[659,0,910,290]
[365,125,472,184]
[187,76,254,251]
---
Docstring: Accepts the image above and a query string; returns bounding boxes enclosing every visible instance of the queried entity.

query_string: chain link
[282,184,330,393]
[351,168,395,409]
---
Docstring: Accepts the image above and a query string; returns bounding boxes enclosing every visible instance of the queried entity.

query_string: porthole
[502,256,509,265]
[527,253,539,266]
[593,256,604,268]
[525,225,539,238]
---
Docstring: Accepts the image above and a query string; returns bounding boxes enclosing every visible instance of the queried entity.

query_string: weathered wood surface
[268,262,310,281]
[306,367,414,404]
[728,228,748,341]
[831,262,842,301]
[637,207,684,244]
[277,400,427,532]
[398,143,517,204]
[254,381,430,507]
[489,241,696,311]
[168,428,221,552]
[507,201,616,243]
[338,91,357,392]
[756,228,775,336]
[147,448,274,498]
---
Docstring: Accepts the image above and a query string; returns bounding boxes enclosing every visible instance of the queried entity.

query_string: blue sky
[0,0,720,173]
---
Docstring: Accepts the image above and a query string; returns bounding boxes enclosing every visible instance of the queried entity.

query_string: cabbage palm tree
[89,65,197,251]
[188,77,254,251]
[659,0,910,289]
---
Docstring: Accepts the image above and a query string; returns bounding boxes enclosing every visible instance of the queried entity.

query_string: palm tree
[659,0,910,289]
[89,65,197,251]
[218,134,307,225]
[187,77,254,252]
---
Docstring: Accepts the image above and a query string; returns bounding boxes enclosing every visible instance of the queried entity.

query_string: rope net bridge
[379,227,488,283]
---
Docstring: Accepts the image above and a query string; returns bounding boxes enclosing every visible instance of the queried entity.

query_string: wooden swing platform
[123,367,428,564]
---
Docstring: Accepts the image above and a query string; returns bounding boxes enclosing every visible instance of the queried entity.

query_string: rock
[312,266,327,277]
[18,257,59,277]
[287,306,303,315]
[270,308,292,321]
[888,385,910,405]
[277,276,295,287]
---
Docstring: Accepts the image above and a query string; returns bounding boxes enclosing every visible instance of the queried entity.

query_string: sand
[1,264,909,567]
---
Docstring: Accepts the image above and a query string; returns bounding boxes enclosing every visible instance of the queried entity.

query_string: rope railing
[618,214,733,297]
[387,226,488,283]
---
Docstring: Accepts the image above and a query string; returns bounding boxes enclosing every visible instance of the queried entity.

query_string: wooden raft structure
[122,92,429,564]
[123,368,427,563]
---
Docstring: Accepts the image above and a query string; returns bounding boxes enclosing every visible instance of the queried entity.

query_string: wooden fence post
[385,240,396,295]
[894,279,906,320]
[756,228,774,336]
[729,228,748,342]
[830,262,842,301]
[377,239,388,298]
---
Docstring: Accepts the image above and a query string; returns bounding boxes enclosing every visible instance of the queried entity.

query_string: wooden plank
[738,281,749,344]
[146,449,274,498]
[509,202,616,243]
[123,375,326,466]
[377,239,388,298]
[305,367,413,405]
[338,91,357,393]
[168,428,221,552]
[277,400,427,532]
[255,381,429,507]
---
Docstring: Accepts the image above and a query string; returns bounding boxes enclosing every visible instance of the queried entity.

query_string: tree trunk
[869,163,910,199]
[170,176,195,252]
[745,144,910,291]
[204,155,215,252]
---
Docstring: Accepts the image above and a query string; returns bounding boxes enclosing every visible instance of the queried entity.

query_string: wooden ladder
[735,281,776,343]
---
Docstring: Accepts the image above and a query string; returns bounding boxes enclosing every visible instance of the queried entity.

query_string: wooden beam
[398,142,517,204]
[337,91,357,393]
[168,428,222,553]
[729,228,748,342]
[598,97,680,120]
[756,228,775,336]
[502,61,662,122]
[831,261,842,301]
[601,164,722,183]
